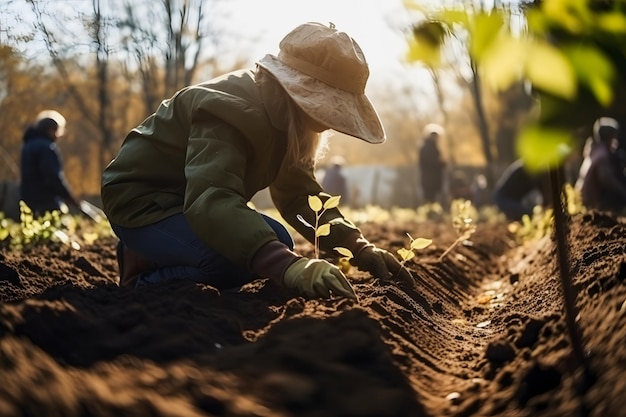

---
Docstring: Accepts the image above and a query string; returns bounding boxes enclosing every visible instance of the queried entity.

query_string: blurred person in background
[20,110,81,217]
[577,117,626,213]
[470,173,490,208]
[448,170,472,202]
[418,123,446,205]
[321,155,349,204]
[101,22,411,299]
[493,159,551,221]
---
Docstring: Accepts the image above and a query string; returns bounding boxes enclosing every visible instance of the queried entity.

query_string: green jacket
[102,69,361,270]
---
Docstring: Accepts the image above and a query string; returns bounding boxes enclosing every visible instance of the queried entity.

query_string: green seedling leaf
[296,214,314,229]
[596,11,626,33]
[407,21,446,68]
[410,237,433,250]
[334,247,353,258]
[564,45,615,106]
[517,125,574,172]
[542,0,591,34]
[316,223,331,237]
[481,35,527,92]
[308,195,323,213]
[525,39,577,100]
[470,11,505,61]
[398,247,416,262]
[323,195,341,210]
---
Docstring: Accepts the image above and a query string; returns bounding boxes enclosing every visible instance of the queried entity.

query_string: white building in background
[251,165,415,210]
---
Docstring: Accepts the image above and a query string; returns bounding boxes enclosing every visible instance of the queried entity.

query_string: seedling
[0,201,113,250]
[297,193,341,259]
[439,199,477,261]
[397,233,432,267]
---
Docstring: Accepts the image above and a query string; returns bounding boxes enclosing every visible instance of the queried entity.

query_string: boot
[116,241,151,288]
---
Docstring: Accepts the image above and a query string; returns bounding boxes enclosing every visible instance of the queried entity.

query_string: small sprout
[397,233,432,268]
[439,199,477,261]
[298,193,342,259]
[0,200,113,250]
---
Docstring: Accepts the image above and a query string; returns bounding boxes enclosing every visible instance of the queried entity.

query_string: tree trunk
[469,61,495,189]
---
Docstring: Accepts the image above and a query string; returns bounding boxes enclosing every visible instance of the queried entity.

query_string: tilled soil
[1,211,626,417]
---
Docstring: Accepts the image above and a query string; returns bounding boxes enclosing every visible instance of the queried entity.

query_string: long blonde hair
[256,68,328,170]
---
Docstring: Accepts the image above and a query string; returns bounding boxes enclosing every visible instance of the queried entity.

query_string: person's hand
[353,245,413,284]
[283,258,357,301]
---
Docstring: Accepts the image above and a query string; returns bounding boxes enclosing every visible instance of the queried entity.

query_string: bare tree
[29,0,117,177]
[119,0,217,110]
[91,0,114,173]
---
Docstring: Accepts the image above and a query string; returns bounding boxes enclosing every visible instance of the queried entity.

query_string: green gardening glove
[354,245,413,284]
[284,258,357,301]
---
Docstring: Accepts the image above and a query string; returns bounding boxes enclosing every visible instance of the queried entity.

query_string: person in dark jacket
[578,117,626,212]
[101,22,410,299]
[418,124,446,204]
[20,110,80,217]
[321,155,349,204]
[493,159,551,221]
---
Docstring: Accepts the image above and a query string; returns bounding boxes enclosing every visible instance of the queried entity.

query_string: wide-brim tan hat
[257,22,385,144]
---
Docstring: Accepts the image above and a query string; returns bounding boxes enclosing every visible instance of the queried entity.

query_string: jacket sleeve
[182,119,279,269]
[269,162,364,257]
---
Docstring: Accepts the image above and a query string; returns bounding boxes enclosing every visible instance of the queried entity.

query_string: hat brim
[257,54,386,144]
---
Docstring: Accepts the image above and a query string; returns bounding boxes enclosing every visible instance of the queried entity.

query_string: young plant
[0,201,113,250]
[297,193,341,259]
[397,233,432,267]
[439,199,477,261]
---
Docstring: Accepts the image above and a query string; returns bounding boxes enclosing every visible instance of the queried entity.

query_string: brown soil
[1,211,626,417]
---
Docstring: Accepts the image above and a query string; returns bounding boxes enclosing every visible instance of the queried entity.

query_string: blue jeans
[111,212,293,290]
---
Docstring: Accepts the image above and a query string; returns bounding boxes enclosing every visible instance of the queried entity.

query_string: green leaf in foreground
[517,125,573,172]
[564,45,615,107]
[525,39,577,101]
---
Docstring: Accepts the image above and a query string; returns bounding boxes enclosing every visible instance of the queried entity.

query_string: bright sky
[214,0,413,72]
[210,0,435,109]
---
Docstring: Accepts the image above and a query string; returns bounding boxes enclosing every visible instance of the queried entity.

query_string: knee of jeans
[260,214,294,250]
[278,233,295,250]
